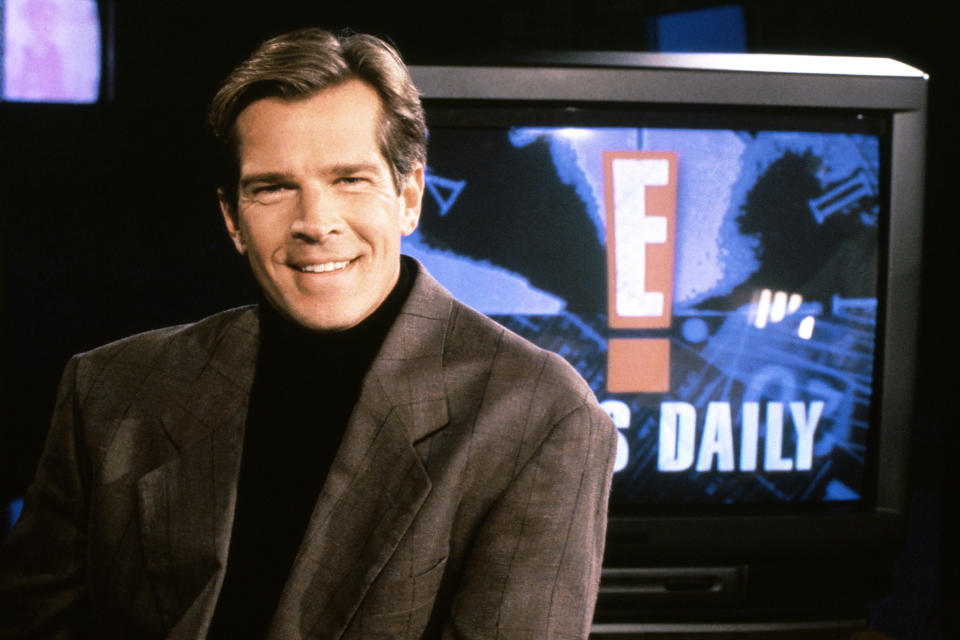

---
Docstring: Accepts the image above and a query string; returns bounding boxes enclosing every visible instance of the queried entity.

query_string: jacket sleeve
[443,396,617,639]
[0,356,92,639]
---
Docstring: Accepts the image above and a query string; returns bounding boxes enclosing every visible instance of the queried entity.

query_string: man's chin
[277,301,370,333]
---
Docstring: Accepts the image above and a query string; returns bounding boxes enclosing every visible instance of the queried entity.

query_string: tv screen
[407,117,882,511]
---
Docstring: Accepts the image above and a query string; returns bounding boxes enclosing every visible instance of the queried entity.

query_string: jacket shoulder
[69,306,259,394]
[79,306,255,358]
[444,299,598,418]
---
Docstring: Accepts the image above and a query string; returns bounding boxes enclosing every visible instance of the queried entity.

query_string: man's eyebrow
[329,162,384,176]
[239,172,293,190]
[239,163,384,188]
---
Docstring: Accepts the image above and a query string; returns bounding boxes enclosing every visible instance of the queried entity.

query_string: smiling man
[0,28,617,639]
[222,79,423,332]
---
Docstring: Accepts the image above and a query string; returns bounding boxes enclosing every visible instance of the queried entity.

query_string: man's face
[220,80,423,331]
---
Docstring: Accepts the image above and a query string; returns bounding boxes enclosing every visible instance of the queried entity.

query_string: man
[0,28,617,639]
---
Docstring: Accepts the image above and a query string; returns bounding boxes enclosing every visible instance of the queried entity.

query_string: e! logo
[604,151,677,393]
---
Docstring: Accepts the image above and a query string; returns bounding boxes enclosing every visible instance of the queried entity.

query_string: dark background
[1,2,954,638]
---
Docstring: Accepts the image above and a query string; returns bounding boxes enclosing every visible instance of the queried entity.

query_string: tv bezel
[409,53,927,624]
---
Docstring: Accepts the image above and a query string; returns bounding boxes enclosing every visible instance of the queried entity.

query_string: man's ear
[218,188,246,254]
[399,165,424,237]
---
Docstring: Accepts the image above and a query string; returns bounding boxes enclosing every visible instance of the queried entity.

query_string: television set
[407,54,927,633]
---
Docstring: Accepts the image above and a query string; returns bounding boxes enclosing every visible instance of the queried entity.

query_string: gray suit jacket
[0,265,617,639]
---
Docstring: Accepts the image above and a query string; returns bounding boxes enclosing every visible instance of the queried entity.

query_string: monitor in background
[409,54,926,633]
[1,0,107,103]
[649,3,747,53]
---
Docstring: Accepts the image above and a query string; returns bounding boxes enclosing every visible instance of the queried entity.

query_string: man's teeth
[300,261,350,273]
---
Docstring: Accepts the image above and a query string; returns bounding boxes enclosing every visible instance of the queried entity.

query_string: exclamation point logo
[604,151,678,393]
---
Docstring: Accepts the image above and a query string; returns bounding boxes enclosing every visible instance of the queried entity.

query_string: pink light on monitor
[2,0,101,103]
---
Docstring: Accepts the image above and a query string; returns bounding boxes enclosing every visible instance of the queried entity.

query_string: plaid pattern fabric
[0,262,617,639]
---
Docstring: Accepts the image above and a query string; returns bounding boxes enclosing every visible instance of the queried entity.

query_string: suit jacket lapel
[132,265,457,638]
[135,308,259,636]
[270,263,454,640]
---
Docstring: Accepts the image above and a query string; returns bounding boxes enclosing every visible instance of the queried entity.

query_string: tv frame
[409,53,927,632]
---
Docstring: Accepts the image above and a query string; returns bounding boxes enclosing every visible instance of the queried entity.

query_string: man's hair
[208,28,426,206]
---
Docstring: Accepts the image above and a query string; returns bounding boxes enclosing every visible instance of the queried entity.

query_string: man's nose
[289,188,344,241]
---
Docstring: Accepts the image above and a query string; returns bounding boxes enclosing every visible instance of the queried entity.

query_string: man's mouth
[297,259,353,273]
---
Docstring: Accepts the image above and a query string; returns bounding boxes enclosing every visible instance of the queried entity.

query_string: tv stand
[593,563,880,636]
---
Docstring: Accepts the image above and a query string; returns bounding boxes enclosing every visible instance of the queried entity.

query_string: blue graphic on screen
[406,125,879,507]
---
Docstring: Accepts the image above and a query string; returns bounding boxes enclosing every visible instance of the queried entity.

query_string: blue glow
[824,480,860,501]
[4,497,24,533]
[654,5,747,53]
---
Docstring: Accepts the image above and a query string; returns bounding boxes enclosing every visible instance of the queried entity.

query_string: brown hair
[208,28,426,206]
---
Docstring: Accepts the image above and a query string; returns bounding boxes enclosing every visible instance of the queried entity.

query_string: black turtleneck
[206,258,415,639]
